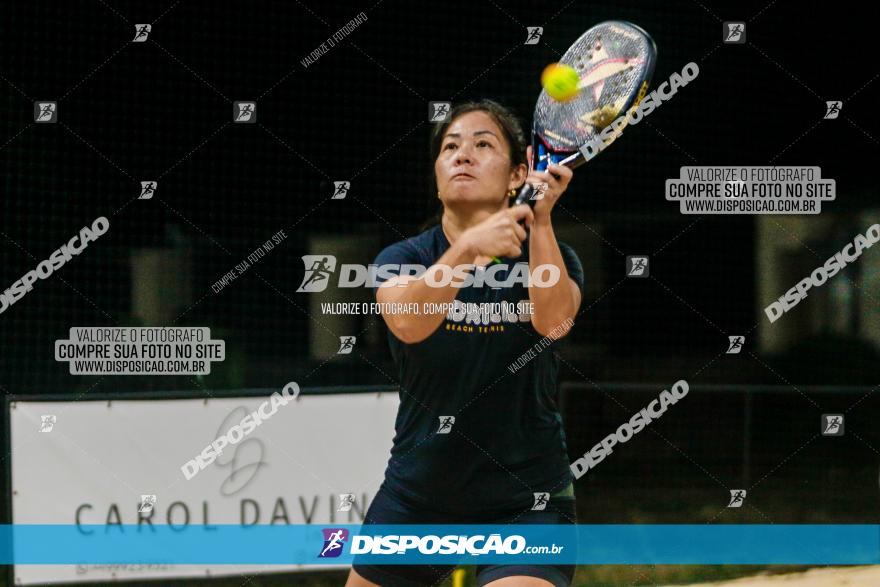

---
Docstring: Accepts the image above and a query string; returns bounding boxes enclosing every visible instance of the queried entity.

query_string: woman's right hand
[460,204,534,259]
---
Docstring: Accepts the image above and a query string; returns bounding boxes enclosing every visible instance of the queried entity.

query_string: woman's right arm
[376,205,534,344]
[376,236,478,344]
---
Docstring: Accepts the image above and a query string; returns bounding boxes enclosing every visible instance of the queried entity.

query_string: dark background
[2,0,878,390]
[2,0,879,570]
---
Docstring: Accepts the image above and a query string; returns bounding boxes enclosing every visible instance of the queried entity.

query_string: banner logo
[297,256,338,292]
[319,528,349,558]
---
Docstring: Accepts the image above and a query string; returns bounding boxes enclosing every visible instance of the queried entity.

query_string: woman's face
[435,110,525,207]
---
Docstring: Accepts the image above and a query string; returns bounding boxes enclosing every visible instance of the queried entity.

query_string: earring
[507,188,517,198]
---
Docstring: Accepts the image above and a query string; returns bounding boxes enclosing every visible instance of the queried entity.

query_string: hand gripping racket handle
[492,144,576,263]
[512,141,579,206]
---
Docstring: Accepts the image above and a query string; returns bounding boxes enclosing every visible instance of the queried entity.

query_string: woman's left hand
[524,145,573,224]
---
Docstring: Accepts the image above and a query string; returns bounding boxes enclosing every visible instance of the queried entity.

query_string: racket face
[532,21,657,170]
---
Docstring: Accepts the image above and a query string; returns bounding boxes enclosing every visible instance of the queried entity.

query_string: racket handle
[513,145,568,207]
[513,183,535,206]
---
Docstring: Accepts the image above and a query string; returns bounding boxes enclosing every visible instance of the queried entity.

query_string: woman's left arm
[524,154,581,339]
[528,218,581,338]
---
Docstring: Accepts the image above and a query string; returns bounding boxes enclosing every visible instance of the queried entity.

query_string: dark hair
[420,99,528,231]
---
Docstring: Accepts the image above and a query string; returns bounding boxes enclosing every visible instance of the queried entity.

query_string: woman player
[346,100,584,587]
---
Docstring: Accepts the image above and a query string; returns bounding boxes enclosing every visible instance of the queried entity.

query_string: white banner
[10,390,398,584]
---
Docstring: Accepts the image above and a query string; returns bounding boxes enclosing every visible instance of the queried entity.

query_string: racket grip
[514,183,535,206]
[513,148,562,206]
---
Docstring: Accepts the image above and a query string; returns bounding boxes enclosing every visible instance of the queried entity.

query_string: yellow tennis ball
[541,63,580,102]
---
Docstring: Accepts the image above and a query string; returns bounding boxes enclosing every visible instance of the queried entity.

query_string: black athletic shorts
[351,481,577,587]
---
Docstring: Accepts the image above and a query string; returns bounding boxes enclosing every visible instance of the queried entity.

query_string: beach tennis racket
[514,20,658,205]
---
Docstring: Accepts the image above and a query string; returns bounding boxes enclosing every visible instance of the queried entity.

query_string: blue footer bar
[1,525,877,565]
